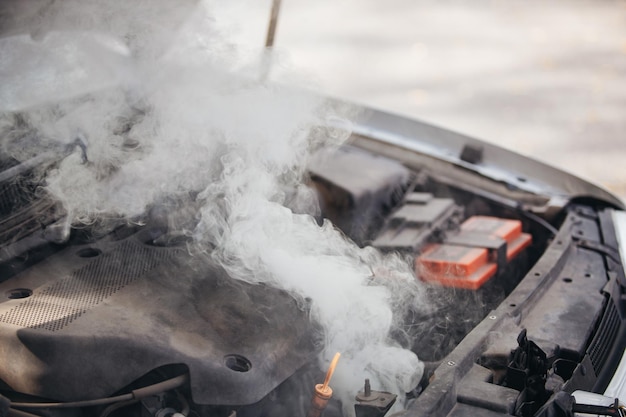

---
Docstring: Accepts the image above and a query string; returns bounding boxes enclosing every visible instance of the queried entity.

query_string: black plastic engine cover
[308,145,410,245]
[0,233,315,405]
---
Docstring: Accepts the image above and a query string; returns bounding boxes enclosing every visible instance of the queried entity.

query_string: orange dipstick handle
[307,352,341,417]
[322,352,341,391]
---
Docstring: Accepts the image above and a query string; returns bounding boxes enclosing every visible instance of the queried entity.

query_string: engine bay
[2,134,613,417]
[2,0,626,413]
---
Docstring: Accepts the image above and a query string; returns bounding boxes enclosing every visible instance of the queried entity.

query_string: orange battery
[416,244,498,290]
[416,216,532,289]
[507,233,532,260]
[461,216,521,242]
[461,216,531,260]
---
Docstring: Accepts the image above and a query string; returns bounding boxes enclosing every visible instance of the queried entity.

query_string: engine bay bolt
[355,378,379,402]
[354,380,397,415]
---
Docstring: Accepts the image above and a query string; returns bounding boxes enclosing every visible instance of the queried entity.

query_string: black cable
[99,399,139,417]
[8,408,42,417]
[12,393,133,410]
[176,390,190,416]
[517,208,558,236]
[11,374,188,409]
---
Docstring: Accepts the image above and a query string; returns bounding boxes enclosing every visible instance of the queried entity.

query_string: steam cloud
[1,0,425,413]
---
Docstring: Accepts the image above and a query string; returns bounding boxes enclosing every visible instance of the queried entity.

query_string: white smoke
[1,0,425,413]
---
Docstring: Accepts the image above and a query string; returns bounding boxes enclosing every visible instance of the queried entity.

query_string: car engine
[1,2,625,414]
[0,136,594,417]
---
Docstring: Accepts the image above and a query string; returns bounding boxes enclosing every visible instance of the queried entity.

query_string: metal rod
[265,0,282,48]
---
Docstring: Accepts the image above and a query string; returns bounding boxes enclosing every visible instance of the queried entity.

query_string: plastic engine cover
[308,145,410,244]
[0,233,315,405]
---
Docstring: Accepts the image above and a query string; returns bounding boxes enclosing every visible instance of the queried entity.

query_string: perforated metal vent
[588,299,620,373]
[0,181,27,216]
[0,240,165,331]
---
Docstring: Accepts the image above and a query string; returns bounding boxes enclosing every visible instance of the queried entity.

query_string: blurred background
[220,0,626,202]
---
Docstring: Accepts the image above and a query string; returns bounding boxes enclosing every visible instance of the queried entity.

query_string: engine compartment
[307,145,550,365]
[0,136,623,417]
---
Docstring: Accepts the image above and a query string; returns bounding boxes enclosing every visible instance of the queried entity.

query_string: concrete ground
[221,0,626,203]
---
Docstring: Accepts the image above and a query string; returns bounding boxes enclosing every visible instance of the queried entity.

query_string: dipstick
[322,352,341,391]
[307,352,341,417]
